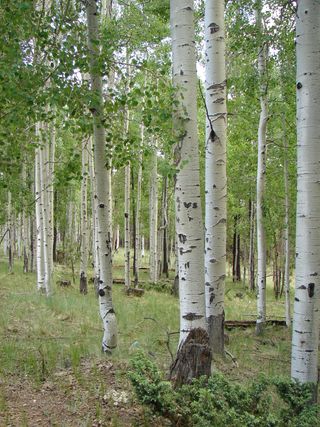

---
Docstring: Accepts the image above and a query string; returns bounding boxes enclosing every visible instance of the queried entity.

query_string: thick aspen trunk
[149,139,158,284]
[80,138,89,295]
[291,0,320,394]
[171,0,206,345]
[86,0,117,352]
[255,2,268,335]
[204,0,227,355]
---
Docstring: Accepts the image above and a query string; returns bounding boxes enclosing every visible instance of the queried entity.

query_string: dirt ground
[0,359,166,427]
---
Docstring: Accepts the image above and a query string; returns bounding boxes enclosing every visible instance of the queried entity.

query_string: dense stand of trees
[0,0,318,397]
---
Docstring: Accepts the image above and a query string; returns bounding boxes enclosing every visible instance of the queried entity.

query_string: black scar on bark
[184,202,192,208]
[99,203,105,208]
[178,233,187,244]
[208,22,220,34]
[98,289,105,296]
[124,212,128,218]
[183,313,204,321]
[308,283,315,298]
[297,82,302,89]
[295,297,300,302]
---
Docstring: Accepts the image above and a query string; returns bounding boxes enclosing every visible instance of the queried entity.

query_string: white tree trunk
[35,144,45,292]
[86,0,117,352]
[171,0,206,344]
[282,114,291,327]
[255,2,268,335]
[89,136,100,289]
[124,162,131,288]
[7,191,13,273]
[47,119,55,276]
[141,235,145,258]
[134,124,143,286]
[204,0,227,355]
[80,138,89,294]
[39,140,52,296]
[291,0,320,390]
[149,139,158,284]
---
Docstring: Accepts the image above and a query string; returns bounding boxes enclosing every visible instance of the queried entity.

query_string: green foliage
[129,352,320,427]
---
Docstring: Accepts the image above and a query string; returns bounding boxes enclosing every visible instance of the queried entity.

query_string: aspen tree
[282,113,291,327]
[86,0,117,352]
[291,0,320,396]
[255,1,268,335]
[80,138,89,294]
[170,0,206,344]
[134,124,143,287]
[204,0,227,355]
[149,138,158,284]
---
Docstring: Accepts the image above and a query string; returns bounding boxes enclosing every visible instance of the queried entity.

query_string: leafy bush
[128,352,320,427]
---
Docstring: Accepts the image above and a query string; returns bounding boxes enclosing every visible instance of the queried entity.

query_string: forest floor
[0,253,297,426]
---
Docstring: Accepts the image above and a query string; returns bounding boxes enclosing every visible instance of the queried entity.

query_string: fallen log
[225,319,287,329]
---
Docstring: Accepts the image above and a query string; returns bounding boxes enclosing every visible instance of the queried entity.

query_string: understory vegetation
[1,255,318,425]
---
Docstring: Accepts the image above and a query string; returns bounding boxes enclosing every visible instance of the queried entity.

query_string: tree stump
[169,328,212,388]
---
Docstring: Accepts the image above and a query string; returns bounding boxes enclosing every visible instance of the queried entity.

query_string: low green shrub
[128,352,320,427]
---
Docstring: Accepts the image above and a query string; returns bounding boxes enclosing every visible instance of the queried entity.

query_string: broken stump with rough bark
[169,328,212,388]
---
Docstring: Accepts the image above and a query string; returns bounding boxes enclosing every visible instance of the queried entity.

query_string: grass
[0,251,294,382]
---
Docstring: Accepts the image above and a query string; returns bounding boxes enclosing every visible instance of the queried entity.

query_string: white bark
[7,191,13,273]
[282,114,291,327]
[89,136,100,287]
[39,141,52,295]
[204,0,227,354]
[171,0,206,343]
[134,124,143,286]
[255,2,267,335]
[86,0,117,352]
[80,138,89,294]
[149,139,158,284]
[124,162,131,288]
[35,143,45,292]
[291,0,320,388]
[141,235,145,258]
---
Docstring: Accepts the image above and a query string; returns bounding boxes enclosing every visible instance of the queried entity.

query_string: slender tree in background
[291,0,320,397]
[86,0,117,352]
[282,112,291,327]
[133,124,143,287]
[204,0,227,355]
[149,138,158,284]
[170,0,206,344]
[255,1,268,335]
[7,191,13,273]
[124,144,131,289]
[79,138,89,294]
